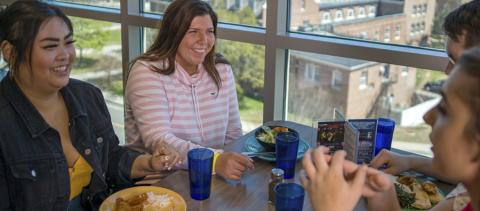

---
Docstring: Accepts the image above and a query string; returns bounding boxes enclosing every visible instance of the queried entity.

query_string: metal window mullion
[48,1,121,23]
[120,0,141,83]
[216,24,265,45]
[273,33,447,70]
[264,0,288,122]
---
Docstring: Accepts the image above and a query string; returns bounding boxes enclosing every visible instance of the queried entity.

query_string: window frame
[47,0,448,122]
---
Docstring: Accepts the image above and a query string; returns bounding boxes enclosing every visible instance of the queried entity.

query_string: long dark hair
[0,0,73,79]
[130,0,227,89]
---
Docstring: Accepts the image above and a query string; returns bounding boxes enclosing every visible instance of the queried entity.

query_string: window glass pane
[0,54,7,80]
[289,0,470,50]
[287,50,448,157]
[69,17,124,143]
[54,0,120,8]
[143,0,266,27]
[143,27,265,132]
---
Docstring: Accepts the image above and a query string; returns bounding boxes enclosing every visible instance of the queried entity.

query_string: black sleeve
[92,86,143,190]
[0,150,11,210]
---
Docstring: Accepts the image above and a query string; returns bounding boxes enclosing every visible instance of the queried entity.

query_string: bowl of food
[255,126,297,152]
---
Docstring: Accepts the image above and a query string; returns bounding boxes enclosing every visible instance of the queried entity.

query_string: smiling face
[175,14,215,74]
[423,66,480,183]
[16,16,75,93]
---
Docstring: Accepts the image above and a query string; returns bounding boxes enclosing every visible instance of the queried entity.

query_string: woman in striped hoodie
[124,0,254,180]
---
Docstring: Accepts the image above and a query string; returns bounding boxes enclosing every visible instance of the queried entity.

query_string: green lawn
[107,29,121,45]
[416,69,447,88]
[239,96,263,125]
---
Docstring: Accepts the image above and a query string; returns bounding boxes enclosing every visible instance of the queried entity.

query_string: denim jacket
[0,77,142,210]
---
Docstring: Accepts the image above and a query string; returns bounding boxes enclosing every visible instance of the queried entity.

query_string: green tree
[217,40,264,99]
[215,7,258,26]
[213,6,265,100]
[71,17,109,68]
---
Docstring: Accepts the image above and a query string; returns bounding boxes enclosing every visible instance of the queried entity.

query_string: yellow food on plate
[411,184,431,209]
[115,191,175,211]
[422,181,444,204]
[256,126,290,144]
[394,175,443,210]
[272,127,289,133]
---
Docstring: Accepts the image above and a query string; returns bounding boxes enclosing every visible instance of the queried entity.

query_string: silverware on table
[241,151,276,157]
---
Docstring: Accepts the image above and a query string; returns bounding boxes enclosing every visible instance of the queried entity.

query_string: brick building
[288,0,435,120]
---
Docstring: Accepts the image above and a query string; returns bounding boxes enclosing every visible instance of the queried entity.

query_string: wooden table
[154,121,368,211]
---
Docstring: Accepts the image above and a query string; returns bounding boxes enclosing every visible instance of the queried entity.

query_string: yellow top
[68,156,93,200]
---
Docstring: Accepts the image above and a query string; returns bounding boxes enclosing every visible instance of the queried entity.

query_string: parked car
[423,80,445,94]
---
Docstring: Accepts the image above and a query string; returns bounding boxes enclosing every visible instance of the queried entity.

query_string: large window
[289,0,470,49]
[49,0,452,154]
[287,50,447,157]
[55,0,120,8]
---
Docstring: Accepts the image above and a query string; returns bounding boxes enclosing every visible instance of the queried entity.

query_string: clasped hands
[149,142,181,171]
[301,147,392,211]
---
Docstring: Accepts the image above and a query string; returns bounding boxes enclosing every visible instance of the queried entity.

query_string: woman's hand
[370,149,411,175]
[301,147,367,211]
[215,152,254,180]
[150,142,181,171]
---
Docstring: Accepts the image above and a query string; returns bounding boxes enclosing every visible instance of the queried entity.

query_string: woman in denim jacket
[0,1,179,210]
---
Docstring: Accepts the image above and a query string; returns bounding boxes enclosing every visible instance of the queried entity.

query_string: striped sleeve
[223,64,243,144]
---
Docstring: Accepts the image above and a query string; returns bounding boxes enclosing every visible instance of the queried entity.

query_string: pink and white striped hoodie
[124,60,243,168]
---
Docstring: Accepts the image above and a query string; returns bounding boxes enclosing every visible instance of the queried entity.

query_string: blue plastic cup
[374,118,396,156]
[274,183,305,211]
[188,148,214,200]
[276,131,299,179]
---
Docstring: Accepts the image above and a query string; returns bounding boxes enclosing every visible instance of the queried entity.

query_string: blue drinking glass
[276,131,299,179]
[188,148,214,200]
[274,183,305,211]
[374,118,396,156]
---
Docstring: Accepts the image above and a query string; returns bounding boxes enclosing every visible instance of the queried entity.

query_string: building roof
[291,50,377,71]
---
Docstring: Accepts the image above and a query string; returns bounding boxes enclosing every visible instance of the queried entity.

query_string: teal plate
[243,135,310,162]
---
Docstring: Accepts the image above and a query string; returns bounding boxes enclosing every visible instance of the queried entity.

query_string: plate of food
[99,186,186,211]
[255,125,295,152]
[244,126,309,162]
[394,175,445,210]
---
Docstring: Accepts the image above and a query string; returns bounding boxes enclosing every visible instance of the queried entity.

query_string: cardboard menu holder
[315,109,378,164]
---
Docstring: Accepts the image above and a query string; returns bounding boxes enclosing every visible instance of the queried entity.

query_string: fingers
[370,149,390,169]
[368,172,392,192]
[381,167,398,175]
[300,170,309,187]
[312,146,329,173]
[351,165,368,193]
[217,152,254,180]
[320,146,330,155]
[330,150,346,174]
[302,149,317,180]
[232,153,254,170]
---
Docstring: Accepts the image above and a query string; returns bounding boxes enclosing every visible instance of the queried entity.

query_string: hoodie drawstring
[191,84,205,141]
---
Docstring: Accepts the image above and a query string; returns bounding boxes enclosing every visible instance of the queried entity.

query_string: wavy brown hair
[130,0,228,89]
